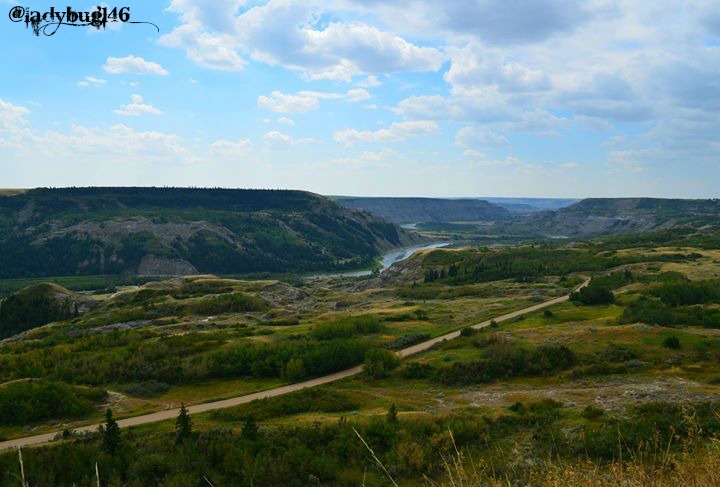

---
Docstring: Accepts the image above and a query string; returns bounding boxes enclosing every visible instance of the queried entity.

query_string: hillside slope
[524,198,720,237]
[337,197,511,223]
[0,188,422,278]
[0,283,95,339]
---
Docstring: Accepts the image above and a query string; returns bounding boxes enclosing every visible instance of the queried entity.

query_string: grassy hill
[0,283,94,339]
[0,187,422,278]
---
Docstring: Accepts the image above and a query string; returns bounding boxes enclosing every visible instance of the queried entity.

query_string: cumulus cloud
[77,76,107,88]
[0,98,31,131]
[258,91,321,113]
[160,0,444,81]
[277,117,295,126]
[113,95,163,117]
[159,27,245,71]
[263,130,315,146]
[444,43,552,96]
[3,122,190,164]
[258,89,372,113]
[103,56,169,76]
[346,89,372,102]
[334,120,438,145]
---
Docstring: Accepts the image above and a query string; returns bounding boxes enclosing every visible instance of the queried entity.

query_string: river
[305,241,450,280]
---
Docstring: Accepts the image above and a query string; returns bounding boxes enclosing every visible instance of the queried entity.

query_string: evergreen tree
[101,409,121,455]
[175,403,193,444]
[387,403,398,423]
[241,415,259,441]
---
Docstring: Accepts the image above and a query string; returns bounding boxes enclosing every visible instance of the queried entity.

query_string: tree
[662,335,681,350]
[241,415,259,441]
[175,403,193,444]
[284,358,306,381]
[387,403,398,423]
[101,409,121,455]
[364,348,400,379]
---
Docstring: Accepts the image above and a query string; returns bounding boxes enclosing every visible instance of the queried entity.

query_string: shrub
[437,342,577,385]
[312,315,383,340]
[401,362,435,380]
[662,335,682,349]
[364,348,400,379]
[384,333,431,350]
[460,327,478,337]
[571,283,615,305]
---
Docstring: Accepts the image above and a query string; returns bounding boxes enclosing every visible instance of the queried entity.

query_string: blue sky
[1,0,719,197]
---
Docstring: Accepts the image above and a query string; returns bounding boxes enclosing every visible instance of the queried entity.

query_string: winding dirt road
[0,280,587,451]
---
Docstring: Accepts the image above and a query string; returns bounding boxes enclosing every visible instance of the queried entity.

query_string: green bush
[311,315,383,340]
[364,348,400,379]
[384,333,431,349]
[571,283,615,305]
[437,341,577,385]
[460,327,478,337]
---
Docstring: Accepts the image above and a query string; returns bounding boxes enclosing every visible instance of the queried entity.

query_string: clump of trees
[398,340,577,385]
[419,246,686,286]
[621,278,720,328]
[311,315,383,340]
[364,348,400,379]
[570,284,615,305]
[209,338,369,380]
[0,380,106,426]
[622,297,720,328]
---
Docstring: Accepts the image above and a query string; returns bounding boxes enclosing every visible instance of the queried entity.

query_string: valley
[2,190,720,485]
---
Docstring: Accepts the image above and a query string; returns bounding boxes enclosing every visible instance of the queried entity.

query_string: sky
[0,0,718,198]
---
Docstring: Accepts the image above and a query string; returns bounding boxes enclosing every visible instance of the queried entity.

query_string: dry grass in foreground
[359,406,720,487]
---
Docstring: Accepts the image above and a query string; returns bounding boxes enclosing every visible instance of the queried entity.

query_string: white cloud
[334,120,439,145]
[258,91,323,113]
[455,126,509,148]
[346,88,371,102]
[103,55,169,76]
[277,117,295,126]
[3,122,190,164]
[159,27,245,71]
[77,76,107,88]
[357,75,382,88]
[258,89,371,113]
[263,130,315,146]
[0,98,30,131]
[326,148,396,167]
[160,0,444,81]
[113,95,163,117]
[210,138,253,158]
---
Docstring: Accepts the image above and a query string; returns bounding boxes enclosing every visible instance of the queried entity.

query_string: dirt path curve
[0,280,588,451]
